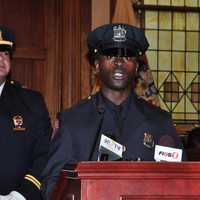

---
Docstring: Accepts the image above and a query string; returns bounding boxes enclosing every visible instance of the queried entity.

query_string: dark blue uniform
[42,91,185,199]
[0,80,52,200]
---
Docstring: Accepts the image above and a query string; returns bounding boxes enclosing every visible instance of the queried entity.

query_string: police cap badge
[87,23,149,58]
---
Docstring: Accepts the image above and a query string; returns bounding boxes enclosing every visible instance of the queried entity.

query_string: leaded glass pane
[173,12,185,30]
[172,113,186,120]
[159,31,171,50]
[185,97,197,112]
[164,82,179,102]
[172,52,185,71]
[173,72,185,89]
[186,52,198,71]
[145,30,158,49]
[151,71,158,84]
[186,113,198,120]
[186,32,199,51]
[158,0,171,5]
[159,96,170,111]
[159,12,172,30]
[186,72,198,89]
[157,71,169,88]
[173,100,186,113]
[191,82,200,103]
[186,13,199,30]
[185,0,198,7]
[145,11,158,29]
[159,51,171,70]
[172,31,185,51]
[144,0,157,5]
[146,50,157,69]
[172,0,185,6]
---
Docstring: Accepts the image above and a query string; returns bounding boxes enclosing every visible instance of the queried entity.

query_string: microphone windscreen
[158,135,175,147]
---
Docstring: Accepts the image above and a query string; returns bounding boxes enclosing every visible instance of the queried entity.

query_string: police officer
[41,23,186,199]
[0,27,52,200]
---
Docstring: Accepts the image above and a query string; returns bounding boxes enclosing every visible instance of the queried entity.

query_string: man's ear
[94,60,99,69]
[93,61,100,76]
[134,58,139,73]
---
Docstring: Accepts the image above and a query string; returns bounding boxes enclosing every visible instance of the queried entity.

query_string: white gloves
[0,191,26,200]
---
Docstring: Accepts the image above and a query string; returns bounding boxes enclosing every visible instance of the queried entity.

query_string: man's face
[0,51,11,83]
[97,55,138,91]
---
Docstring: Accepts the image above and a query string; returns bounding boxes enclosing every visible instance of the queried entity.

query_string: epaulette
[10,80,26,88]
[10,80,22,87]
[82,94,93,103]
[87,95,92,100]
[74,94,93,107]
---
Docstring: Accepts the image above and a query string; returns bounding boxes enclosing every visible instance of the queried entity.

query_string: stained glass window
[139,0,200,124]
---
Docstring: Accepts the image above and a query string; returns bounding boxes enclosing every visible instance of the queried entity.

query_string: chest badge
[143,132,154,148]
[13,115,26,131]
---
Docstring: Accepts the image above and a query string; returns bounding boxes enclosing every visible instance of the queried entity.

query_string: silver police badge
[143,132,154,148]
[112,25,127,42]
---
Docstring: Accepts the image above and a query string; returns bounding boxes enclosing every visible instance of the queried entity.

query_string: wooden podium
[51,161,200,200]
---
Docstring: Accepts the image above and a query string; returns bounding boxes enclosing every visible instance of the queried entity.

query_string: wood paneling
[0,0,92,122]
[62,0,82,108]
[80,0,92,99]
[62,0,91,109]
[43,0,63,120]
[14,48,46,59]
[0,0,45,93]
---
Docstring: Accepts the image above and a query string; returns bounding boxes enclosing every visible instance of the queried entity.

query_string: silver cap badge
[112,25,127,42]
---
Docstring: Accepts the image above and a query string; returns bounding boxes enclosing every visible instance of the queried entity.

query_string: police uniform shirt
[42,91,187,199]
[98,92,132,141]
[92,91,158,161]
[0,80,52,200]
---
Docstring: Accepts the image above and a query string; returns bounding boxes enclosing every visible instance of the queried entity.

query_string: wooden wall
[0,0,193,135]
[0,0,91,122]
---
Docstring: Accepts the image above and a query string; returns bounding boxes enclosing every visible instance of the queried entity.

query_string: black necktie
[115,105,123,136]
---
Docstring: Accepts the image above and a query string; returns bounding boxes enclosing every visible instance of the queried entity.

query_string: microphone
[154,135,182,162]
[158,135,175,147]
[98,134,125,161]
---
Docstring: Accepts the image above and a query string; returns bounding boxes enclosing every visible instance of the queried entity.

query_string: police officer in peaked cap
[41,23,186,199]
[0,27,52,200]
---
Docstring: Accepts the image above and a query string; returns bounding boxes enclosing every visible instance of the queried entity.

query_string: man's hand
[0,191,26,200]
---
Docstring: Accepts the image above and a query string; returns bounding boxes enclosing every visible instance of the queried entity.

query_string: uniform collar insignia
[112,25,127,42]
[13,115,26,131]
[143,132,154,148]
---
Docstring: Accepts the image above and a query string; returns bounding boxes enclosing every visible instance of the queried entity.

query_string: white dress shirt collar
[0,81,6,97]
